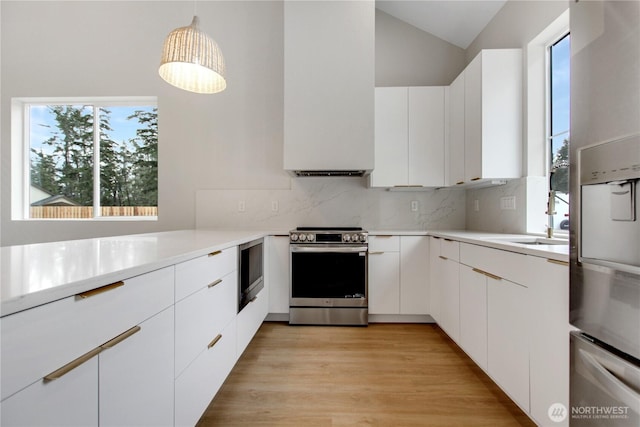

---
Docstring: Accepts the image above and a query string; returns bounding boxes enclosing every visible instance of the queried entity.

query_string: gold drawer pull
[456,181,465,185]
[547,259,569,267]
[208,250,222,257]
[76,281,124,299]
[369,251,384,255]
[471,177,481,181]
[249,296,258,304]
[439,255,448,260]
[101,326,141,349]
[208,279,223,288]
[44,347,102,382]
[472,268,503,281]
[393,185,424,188]
[208,334,222,349]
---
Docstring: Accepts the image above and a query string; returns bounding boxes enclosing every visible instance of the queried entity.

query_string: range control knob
[359,234,368,242]
[299,234,307,242]
[351,234,359,242]
[306,234,314,242]
[290,233,298,242]
[343,234,351,242]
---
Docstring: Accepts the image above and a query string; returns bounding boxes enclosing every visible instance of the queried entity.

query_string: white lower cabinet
[368,236,429,316]
[428,237,442,322]
[528,257,570,427]
[458,265,487,370]
[99,306,175,426]
[1,356,98,426]
[438,255,460,341]
[266,235,291,316]
[487,277,530,412]
[237,286,269,356]
[175,318,237,427]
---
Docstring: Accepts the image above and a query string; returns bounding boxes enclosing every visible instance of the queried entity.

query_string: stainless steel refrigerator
[569,1,640,426]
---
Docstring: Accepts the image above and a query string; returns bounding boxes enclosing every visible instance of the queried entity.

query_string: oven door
[290,245,368,308]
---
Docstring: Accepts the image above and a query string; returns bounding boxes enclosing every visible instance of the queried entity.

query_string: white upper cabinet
[284,0,374,174]
[371,86,447,188]
[449,49,522,186]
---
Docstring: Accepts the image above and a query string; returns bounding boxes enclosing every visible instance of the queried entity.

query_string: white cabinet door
[409,87,446,187]
[488,278,529,412]
[528,257,569,427]
[372,87,408,187]
[448,72,465,186]
[428,237,442,322]
[237,286,269,357]
[368,251,400,314]
[439,256,460,342]
[399,236,429,314]
[463,49,522,183]
[1,356,98,427]
[459,264,488,370]
[267,235,291,315]
[99,306,175,427]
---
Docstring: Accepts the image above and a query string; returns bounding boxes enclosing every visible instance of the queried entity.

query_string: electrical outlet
[500,196,516,210]
[411,200,418,212]
[271,201,279,212]
[238,201,246,212]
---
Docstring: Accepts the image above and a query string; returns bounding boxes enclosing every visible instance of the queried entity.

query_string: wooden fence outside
[30,206,158,219]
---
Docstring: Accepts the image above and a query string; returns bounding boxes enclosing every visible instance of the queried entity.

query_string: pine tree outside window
[16,97,158,220]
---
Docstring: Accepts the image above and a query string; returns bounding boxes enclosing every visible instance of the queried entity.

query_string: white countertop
[428,230,570,262]
[1,229,266,317]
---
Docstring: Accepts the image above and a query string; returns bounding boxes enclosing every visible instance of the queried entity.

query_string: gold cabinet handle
[369,251,384,255]
[471,177,481,181]
[44,347,102,382]
[393,185,424,188]
[208,250,222,257]
[547,259,569,267]
[76,281,124,299]
[208,334,222,349]
[375,235,394,238]
[472,268,503,281]
[208,279,223,288]
[439,255,448,260]
[456,181,465,185]
[249,296,258,304]
[101,326,141,349]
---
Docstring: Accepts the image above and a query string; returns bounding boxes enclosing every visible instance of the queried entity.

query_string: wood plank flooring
[197,322,536,427]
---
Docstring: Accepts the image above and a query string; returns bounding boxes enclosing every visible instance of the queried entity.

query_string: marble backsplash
[196,178,466,232]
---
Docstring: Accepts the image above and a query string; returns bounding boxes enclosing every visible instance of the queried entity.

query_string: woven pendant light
[159,16,226,94]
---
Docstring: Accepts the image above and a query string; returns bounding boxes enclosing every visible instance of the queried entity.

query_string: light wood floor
[197,322,536,427]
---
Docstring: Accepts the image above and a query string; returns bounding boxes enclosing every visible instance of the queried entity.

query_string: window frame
[546,31,570,235]
[12,96,158,221]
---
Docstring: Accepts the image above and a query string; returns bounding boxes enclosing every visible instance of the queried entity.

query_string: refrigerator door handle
[579,348,640,410]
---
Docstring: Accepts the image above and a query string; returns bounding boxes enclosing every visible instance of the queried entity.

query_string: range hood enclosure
[283,1,375,177]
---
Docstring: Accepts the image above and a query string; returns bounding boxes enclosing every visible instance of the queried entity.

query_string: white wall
[375,9,465,86]
[1,1,285,245]
[463,0,569,234]
[2,1,467,246]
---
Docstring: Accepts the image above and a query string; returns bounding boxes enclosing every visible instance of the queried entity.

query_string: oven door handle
[290,245,368,254]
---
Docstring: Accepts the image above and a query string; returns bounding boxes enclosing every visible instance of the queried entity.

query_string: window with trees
[548,33,570,231]
[19,98,158,219]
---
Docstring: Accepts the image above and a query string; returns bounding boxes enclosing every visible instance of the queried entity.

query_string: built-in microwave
[238,238,264,313]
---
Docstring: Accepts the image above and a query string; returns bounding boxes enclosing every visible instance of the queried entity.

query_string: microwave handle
[290,246,368,254]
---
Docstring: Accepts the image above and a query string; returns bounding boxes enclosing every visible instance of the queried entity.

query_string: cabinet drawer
[368,235,400,252]
[1,266,174,401]
[440,239,460,261]
[175,318,237,427]
[175,247,237,302]
[175,271,237,377]
[460,243,529,286]
[237,287,268,357]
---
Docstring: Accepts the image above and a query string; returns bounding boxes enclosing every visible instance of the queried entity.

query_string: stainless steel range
[289,227,368,326]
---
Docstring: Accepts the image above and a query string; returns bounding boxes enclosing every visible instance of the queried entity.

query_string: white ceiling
[376,0,507,49]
